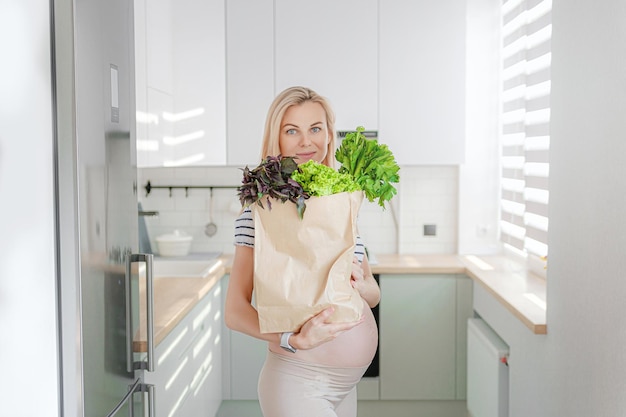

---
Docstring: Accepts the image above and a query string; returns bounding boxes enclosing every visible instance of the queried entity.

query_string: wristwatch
[280,332,297,353]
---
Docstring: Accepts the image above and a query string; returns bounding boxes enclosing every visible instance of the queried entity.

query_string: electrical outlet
[423,224,437,236]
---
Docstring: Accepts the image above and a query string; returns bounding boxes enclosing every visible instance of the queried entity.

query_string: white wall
[0,1,60,416]
[474,1,626,416]
[458,0,501,255]
[548,0,626,414]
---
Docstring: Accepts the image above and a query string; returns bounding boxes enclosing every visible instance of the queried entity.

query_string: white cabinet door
[171,0,226,166]
[225,0,275,167]
[136,0,227,167]
[275,0,378,132]
[220,275,268,400]
[379,0,466,165]
[379,274,457,400]
[142,282,222,417]
[455,275,473,400]
[145,0,174,95]
[228,328,267,399]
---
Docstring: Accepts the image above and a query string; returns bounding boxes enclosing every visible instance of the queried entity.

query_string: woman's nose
[300,132,312,146]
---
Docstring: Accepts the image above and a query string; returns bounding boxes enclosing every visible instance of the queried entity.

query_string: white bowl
[155,230,193,257]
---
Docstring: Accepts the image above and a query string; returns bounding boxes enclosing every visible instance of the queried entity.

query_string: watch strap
[280,332,296,353]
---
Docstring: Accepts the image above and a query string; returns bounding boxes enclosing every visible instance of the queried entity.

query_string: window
[499,0,551,277]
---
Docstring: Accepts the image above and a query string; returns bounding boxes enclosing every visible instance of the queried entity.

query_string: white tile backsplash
[138,165,458,256]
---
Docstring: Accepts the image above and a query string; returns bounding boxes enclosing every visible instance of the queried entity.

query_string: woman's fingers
[298,307,363,349]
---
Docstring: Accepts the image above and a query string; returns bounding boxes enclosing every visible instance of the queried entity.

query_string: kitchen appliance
[363,274,380,378]
[56,0,155,415]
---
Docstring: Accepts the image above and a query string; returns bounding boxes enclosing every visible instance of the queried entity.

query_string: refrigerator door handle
[104,378,155,417]
[125,253,155,372]
[129,382,155,417]
[104,378,137,417]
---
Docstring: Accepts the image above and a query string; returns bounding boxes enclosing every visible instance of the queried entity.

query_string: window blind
[500,0,551,274]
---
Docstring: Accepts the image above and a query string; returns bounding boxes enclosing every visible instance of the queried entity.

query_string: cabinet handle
[125,253,155,372]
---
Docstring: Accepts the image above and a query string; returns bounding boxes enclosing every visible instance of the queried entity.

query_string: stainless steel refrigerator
[55,0,154,415]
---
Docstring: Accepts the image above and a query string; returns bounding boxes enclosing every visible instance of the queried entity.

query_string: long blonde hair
[260,86,336,168]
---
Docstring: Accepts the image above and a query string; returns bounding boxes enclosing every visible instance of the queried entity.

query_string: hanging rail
[144,180,239,197]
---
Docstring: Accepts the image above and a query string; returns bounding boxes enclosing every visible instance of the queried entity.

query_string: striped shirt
[234,207,366,263]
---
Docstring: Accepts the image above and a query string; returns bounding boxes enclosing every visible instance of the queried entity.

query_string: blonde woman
[225,86,380,417]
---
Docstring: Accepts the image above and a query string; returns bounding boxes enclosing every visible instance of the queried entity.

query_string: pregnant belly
[281,303,379,368]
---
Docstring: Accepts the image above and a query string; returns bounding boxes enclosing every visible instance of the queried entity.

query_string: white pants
[257,351,369,417]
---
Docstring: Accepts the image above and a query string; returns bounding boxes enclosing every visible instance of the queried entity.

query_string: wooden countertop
[133,259,227,352]
[369,254,467,274]
[460,255,547,335]
[137,253,546,351]
[226,253,546,334]
[371,254,546,334]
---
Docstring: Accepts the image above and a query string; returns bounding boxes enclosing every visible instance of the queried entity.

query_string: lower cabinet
[221,274,473,402]
[379,274,473,400]
[141,282,223,417]
[220,275,268,400]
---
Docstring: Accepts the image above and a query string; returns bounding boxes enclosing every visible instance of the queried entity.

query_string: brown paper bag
[253,191,365,333]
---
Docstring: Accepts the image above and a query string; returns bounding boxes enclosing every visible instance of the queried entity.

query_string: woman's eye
[286,128,296,135]
[311,127,321,133]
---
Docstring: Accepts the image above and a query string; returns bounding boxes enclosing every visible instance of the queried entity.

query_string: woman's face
[279,101,330,165]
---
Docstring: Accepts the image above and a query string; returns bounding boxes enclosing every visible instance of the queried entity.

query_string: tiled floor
[216,401,262,417]
[217,400,469,417]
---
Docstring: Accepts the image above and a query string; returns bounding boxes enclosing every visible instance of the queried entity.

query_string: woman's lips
[296,152,316,161]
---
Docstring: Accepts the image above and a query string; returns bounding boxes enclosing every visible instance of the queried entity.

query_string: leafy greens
[335,126,400,207]
[238,125,400,219]
[291,160,360,197]
[238,155,309,218]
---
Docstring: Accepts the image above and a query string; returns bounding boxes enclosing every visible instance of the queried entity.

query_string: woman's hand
[350,255,381,308]
[290,307,363,350]
[350,256,367,294]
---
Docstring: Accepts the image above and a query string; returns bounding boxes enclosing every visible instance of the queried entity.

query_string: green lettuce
[291,160,360,196]
[335,126,400,207]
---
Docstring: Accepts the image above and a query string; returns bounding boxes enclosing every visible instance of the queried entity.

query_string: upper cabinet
[135,0,227,167]
[274,0,379,133]
[379,0,466,165]
[137,0,466,167]
[225,0,378,167]
[225,0,274,168]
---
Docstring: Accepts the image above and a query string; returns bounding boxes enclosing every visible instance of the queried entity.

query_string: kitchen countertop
[232,253,547,334]
[133,258,227,352]
[371,254,547,334]
[135,252,546,351]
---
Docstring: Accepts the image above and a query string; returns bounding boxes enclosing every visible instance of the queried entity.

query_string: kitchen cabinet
[274,0,378,132]
[220,275,268,400]
[141,282,222,417]
[379,274,472,400]
[221,272,472,402]
[135,0,227,167]
[225,0,275,167]
[379,0,466,165]
[139,1,467,167]
[220,274,376,401]
[225,0,378,167]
